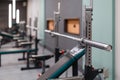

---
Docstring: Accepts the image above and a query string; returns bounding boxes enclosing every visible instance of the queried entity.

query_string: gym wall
[27,0,45,44]
[27,0,40,37]
[45,0,82,51]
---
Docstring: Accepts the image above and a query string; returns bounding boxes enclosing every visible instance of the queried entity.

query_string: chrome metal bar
[45,30,112,51]
[45,30,83,42]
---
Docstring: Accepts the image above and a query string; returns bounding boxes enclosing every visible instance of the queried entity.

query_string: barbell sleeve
[83,39,112,51]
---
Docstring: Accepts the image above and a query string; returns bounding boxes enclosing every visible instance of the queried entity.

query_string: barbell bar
[45,30,112,51]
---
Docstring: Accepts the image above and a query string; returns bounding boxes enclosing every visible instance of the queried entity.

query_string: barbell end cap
[106,45,112,51]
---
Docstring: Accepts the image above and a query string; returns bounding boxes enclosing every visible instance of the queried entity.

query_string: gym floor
[0,42,73,80]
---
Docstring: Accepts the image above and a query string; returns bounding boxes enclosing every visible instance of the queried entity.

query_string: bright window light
[16,9,20,23]
[8,4,12,28]
[12,0,16,19]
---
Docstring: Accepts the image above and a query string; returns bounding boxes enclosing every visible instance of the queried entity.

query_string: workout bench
[0,31,20,39]
[0,47,54,71]
[31,54,54,73]
[0,48,36,68]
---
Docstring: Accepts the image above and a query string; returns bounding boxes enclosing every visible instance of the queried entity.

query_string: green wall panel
[84,0,114,80]
[39,0,45,45]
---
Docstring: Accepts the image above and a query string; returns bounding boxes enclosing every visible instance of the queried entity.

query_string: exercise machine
[37,38,111,80]
[21,28,53,70]
[51,2,79,76]
[0,29,40,70]
[16,25,38,60]
[20,28,53,70]
[15,25,32,47]
[38,0,112,80]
